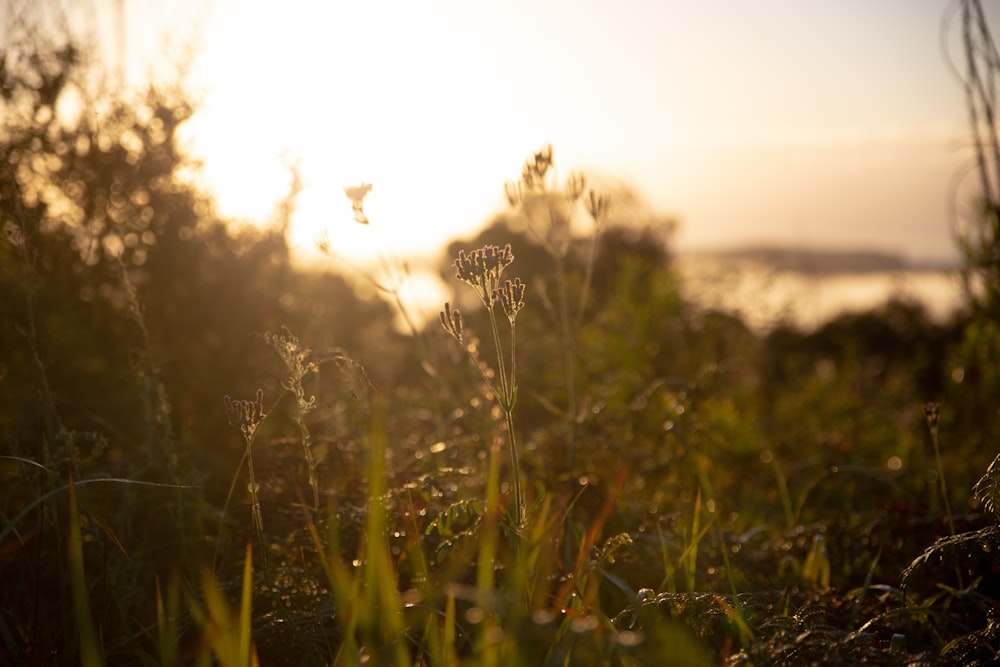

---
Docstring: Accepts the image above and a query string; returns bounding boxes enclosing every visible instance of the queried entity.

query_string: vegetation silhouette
[3,5,1000,663]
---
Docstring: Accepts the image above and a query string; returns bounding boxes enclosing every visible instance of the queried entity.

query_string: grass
[3,145,1000,666]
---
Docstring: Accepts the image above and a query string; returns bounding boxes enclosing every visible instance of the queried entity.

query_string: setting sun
[178,0,536,265]
[108,0,985,267]
[7,2,1000,661]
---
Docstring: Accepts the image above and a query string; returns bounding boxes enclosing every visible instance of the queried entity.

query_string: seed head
[224,389,266,440]
[453,243,515,308]
[440,302,464,343]
[495,277,526,324]
[521,145,553,189]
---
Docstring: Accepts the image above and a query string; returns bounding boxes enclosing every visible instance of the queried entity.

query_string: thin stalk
[296,416,319,511]
[925,404,955,537]
[504,312,524,530]
[486,308,511,405]
[373,231,424,341]
[573,203,605,331]
[476,436,501,667]
[223,391,269,577]
[243,434,268,573]
[553,253,578,473]
[487,306,523,529]
[930,427,955,537]
[503,409,523,530]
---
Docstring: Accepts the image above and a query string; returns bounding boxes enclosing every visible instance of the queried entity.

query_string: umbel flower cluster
[223,389,265,441]
[445,243,525,322]
[440,242,528,527]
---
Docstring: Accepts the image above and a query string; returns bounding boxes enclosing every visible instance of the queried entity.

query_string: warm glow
[111,0,1000,266]
[178,0,537,267]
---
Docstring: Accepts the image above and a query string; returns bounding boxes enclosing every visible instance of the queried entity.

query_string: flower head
[440,302,464,343]
[496,277,526,324]
[521,145,553,189]
[344,183,373,225]
[453,243,515,308]
[224,389,266,441]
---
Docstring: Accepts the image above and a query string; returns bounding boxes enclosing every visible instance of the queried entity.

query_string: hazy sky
[103,0,996,264]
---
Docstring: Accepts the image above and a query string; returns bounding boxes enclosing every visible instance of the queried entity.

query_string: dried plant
[224,389,268,567]
[441,243,527,529]
[503,145,610,473]
[263,328,321,510]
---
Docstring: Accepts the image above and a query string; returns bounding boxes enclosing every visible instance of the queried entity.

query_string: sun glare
[180,0,534,268]
[119,0,984,267]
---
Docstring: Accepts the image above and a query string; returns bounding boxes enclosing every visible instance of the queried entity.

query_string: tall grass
[5,144,1000,665]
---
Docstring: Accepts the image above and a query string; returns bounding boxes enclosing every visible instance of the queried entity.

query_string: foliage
[3,35,1000,667]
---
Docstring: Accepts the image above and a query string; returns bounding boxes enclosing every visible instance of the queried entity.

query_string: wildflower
[453,243,515,308]
[586,190,610,223]
[263,329,318,412]
[521,144,553,189]
[440,302,464,343]
[495,277,526,324]
[443,242,527,532]
[224,389,265,441]
[344,182,372,225]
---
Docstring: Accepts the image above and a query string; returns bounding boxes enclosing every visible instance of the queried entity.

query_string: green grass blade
[68,476,103,667]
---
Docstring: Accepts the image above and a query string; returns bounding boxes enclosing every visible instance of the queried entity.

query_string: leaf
[973,453,1000,522]
[425,499,483,538]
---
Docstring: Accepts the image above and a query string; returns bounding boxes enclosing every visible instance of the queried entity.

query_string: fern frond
[973,453,1000,522]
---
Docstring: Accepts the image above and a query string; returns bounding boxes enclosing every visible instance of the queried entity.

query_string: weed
[441,243,527,530]
[223,389,268,571]
[924,401,955,537]
[5,130,1000,665]
[503,146,609,475]
[263,328,321,510]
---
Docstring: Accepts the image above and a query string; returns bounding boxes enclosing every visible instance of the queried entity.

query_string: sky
[81,1,998,267]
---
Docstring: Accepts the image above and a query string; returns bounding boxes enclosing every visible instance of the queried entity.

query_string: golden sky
[97,0,996,265]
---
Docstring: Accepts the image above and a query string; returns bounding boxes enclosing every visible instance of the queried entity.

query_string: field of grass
[4,45,1000,666]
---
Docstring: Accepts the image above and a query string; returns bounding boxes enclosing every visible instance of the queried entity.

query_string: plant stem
[503,408,523,530]
[487,307,523,529]
[553,253,578,473]
[244,436,268,572]
[297,419,319,511]
[929,426,956,537]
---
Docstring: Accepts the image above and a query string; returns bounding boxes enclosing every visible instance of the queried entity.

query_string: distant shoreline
[675,244,960,276]
[674,247,966,331]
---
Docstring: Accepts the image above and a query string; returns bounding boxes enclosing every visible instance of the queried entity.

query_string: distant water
[676,255,966,332]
